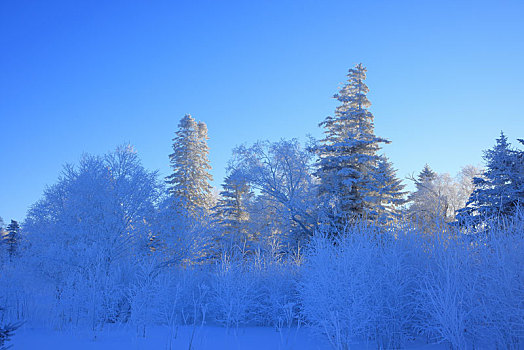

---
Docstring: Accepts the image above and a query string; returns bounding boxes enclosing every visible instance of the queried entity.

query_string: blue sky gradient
[1,0,523,222]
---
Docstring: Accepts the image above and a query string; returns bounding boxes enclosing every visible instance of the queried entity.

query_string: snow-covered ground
[12,325,450,350]
[13,325,327,350]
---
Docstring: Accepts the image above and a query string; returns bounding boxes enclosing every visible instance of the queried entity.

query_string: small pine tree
[407,164,442,223]
[213,170,254,248]
[5,220,20,259]
[457,132,524,224]
[314,63,389,226]
[417,164,437,184]
[166,114,213,216]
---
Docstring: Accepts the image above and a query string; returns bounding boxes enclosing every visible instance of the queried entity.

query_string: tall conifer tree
[166,114,213,215]
[314,64,389,225]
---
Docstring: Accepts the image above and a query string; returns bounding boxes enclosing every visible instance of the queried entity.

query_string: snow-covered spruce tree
[213,170,254,250]
[366,156,407,224]
[457,132,524,225]
[314,64,390,226]
[166,114,213,216]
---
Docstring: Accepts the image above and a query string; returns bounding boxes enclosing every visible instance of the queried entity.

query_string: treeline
[0,64,523,349]
[2,64,522,257]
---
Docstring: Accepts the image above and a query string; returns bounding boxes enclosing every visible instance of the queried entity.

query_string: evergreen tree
[314,64,389,225]
[457,132,524,224]
[5,220,20,259]
[213,170,254,248]
[365,156,407,224]
[166,114,213,215]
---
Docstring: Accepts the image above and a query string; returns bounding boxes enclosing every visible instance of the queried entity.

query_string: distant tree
[0,217,4,247]
[431,173,466,220]
[5,220,20,259]
[419,164,437,184]
[166,114,213,216]
[408,164,442,223]
[313,64,389,227]
[455,165,484,211]
[365,156,407,224]
[407,164,481,224]
[457,132,524,224]
[0,217,6,263]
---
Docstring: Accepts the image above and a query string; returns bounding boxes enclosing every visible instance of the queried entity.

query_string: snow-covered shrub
[0,264,26,324]
[151,268,183,328]
[415,215,524,349]
[299,227,376,349]
[299,224,420,349]
[210,249,261,328]
[473,218,524,348]
[368,230,419,348]
[128,258,211,332]
[256,247,301,329]
[0,254,49,328]
[415,230,478,349]
[299,217,523,349]
[179,268,210,327]
[128,259,162,337]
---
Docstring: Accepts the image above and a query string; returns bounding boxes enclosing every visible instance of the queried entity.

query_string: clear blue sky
[1,0,523,223]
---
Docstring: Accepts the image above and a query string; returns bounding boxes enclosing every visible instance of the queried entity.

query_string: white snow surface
[14,325,326,350]
[13,325,448,350]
